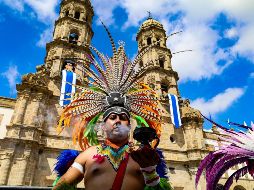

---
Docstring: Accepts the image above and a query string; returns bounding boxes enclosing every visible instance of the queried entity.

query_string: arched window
[156,38,160,46]
[233,185,246,190]
[147,37,152,45]
[161,83,168,98]
[74,11,80,19]
[69,32,79,44]
[65,10,69,17]
[159,59,164,68]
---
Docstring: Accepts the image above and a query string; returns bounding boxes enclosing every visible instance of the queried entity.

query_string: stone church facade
[0,0,253,189]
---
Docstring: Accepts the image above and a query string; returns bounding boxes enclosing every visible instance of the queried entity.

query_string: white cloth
[71,162,84,174]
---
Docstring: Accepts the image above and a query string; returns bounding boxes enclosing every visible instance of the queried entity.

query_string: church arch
[65,10,69,17]
[74,11,80,20]
[68,29,80,44]
[233,185,246,190]
[147,37,152,45]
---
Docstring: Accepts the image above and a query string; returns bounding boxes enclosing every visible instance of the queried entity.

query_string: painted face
[103,113,130,143]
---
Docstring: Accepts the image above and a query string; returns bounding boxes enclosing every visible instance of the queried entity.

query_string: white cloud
[1,65,20,95]
[191,88,245,116]
[1,0,59,47]
[250,72,254,78]
[231,25,254,62]
[92,0,121,25]
[36,27,53,47]
[0,0,24,12]
[224,27,238,39]
[120,0,176,29]
[24,0,58,23]
[1,0,59,23]
[169,23,232,82]
[91,0,254,81]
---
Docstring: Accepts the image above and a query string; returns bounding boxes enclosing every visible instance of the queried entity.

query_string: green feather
[144,178,173,190]
[128,87,138,93]
[84,113,102,145]
[89,86,106,93]
[134,115,149,128]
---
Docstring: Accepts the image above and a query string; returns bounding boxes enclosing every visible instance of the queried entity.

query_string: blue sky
[0,0,253,130]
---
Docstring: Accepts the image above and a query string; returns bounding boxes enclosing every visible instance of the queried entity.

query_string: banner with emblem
[60,70,76,107]
[168,94,182,128]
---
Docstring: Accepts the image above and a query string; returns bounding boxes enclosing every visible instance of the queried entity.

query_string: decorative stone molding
[21,66,50,88]
[5,124,44,144]
[0,97,16,109]
[181,99,203,125]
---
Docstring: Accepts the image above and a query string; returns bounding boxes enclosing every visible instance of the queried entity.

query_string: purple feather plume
[223,166,248,190]
[208,156,249,190]
[196,152,215,187]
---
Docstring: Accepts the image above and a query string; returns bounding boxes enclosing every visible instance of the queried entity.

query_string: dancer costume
[53,24,173,190]
[196,116,254,190]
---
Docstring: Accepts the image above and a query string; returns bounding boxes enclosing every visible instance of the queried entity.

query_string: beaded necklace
[97,142,129,171]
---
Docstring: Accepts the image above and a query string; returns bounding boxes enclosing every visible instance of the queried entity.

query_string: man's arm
[130,146,173,190]
[53,166,84,190]
[53,152,87,190]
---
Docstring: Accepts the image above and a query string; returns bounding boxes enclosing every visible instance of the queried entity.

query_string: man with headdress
[53,24,172,190]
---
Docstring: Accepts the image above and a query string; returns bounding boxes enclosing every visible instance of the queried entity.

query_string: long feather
[195,152,217,188]
[208,157,249,190]
[54,150,80,177]
[224,166,248,190]
[156,149,168,179]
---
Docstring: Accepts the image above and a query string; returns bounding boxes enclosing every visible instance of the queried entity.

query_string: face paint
[104,122,130,142]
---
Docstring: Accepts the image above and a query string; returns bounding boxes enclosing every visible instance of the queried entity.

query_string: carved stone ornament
[181,99,203,124]
[147,75,156,84]
[22,65,50,87]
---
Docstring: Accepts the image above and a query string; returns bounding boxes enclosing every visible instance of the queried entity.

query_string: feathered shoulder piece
[57,22,163,150]
[196,115,254,190]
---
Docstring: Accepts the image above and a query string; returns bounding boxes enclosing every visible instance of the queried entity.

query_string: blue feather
[54,149,80,177]
[156,149,168,179]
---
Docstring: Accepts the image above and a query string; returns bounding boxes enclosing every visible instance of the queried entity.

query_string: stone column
[20,154,30,185]
[0,152,13,185]
[11,90,30,124]
[10,143,32,186]
[27,93,45,126]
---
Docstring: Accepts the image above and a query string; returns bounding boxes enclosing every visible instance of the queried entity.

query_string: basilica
[0,0,253,189]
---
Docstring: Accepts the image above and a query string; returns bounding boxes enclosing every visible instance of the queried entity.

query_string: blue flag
[60,70,76,107]
[168,94,182,128]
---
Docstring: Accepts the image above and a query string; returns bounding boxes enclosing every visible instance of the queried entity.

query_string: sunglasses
[108,113,129,121]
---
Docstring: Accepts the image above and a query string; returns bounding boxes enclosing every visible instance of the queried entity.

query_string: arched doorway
[233,185,246,190]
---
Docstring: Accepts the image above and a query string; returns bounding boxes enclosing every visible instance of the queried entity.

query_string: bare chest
[84,155,144,190]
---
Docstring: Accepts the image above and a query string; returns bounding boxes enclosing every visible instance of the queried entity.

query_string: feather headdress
[195,115,254,190]
[57,23,162,150]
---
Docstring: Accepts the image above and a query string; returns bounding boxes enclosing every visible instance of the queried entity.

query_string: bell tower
[45,0,94,85]
[0,0,94,187]
[137,16,205,189]
[136,16,179,99]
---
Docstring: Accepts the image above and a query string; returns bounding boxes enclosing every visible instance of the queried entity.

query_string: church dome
[139,17,164,31]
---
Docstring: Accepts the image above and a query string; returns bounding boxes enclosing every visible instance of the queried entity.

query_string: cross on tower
[147,11,152,19]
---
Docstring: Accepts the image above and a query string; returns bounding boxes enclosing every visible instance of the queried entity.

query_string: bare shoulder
[74,146,98,165]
